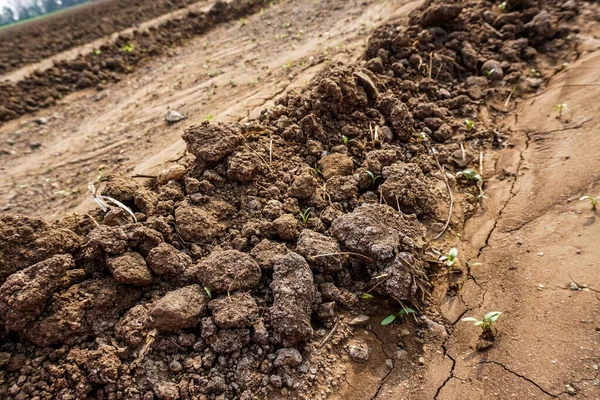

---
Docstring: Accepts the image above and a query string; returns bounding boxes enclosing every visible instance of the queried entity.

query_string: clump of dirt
[0,0,583,398]
[0,0,265,123]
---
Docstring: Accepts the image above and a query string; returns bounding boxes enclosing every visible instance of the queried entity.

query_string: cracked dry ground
[375,40,600,400]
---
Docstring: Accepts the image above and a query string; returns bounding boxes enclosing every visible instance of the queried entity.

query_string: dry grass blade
[88,182,138,223]
[309,252,374,261]
[427,147,453,240]
[318,321,338,349]
[130,329,157,370]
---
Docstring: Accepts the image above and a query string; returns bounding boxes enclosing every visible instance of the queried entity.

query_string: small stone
[385,359,394,369]
[569,282,580,291]
[418,357,425,365]
[157,165,186,185]
[565,384,576,395]
[526,77,543,89]
[274,348,303,367]
[35,117,48,125]
[481,60,504,80]
[29,142,42,149]
[344,339,369,363]
[537,252,544,256]
[422,317,448,340]
[166,110,186,123]
[169,360,183,372]
[396,350,408,360]
[438,88,451,98]
[9,384,20,395]
[348,315,370,326]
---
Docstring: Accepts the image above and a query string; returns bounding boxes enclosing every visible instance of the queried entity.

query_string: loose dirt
[1,0,600,399]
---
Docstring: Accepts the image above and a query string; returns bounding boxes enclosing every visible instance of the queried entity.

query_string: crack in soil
[369,329,394,399]
[433,340,457,399]
[473,129,531,261]
[480,360,559,398]
[433,126,534,399]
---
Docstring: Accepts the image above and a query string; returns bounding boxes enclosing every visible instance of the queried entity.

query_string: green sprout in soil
[562,62,569,69]
[282,61,293,71]
[462,311,502,334]
[498,1,507,11]
[555,103,570,119]
[122,44,135,53]
[299,208,311,224]
[465,119,474,130]
[239,18,247,26]
[96,167,105,182]
[439,247,459,267]
[361,293,374,299]
[204,287,213,298]
[531,68,541,77]
[580,195,600,210]
[485,68,495,78]
[313,163,322,176]
[342,135,356,145]
[382,306,416,326]
[205,115,213,121]
[416,131,429,144]
[93,49,101,56]
[456,168,483,184]
[366,171,381,188]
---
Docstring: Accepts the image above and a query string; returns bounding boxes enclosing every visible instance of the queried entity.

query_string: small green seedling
[498,1,507,11]
[239,18,247,26]
[462,311,502,333]
[439,247,458,267]
[531,69,541,77]
[580,195,600,210]
[456,169,483,184]
[341,135,357,145]
[204,287,213,299]
[299,208,311,224]
[485,68,495,77]
[205,115,213,121]
[313,163,322,176]
[416,131,429,143]
[366,171,381,188]
[93,49,101,56]
[122,44,135,53]
[555,103,570,119]
[361,293,374,299]
[465,119,474,130]
[382,307,416,326]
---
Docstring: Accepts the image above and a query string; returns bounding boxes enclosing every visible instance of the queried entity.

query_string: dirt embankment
[0,0,196,75]
[0,0,593,399]
[0,0,265,124]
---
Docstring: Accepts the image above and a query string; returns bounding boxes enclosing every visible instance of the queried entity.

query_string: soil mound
[0,0,581,398]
